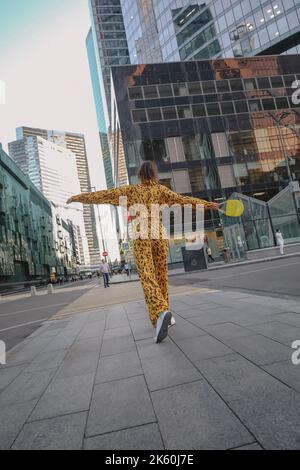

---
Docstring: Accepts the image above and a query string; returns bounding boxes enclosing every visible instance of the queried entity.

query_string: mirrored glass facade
[121,0,300,64]
[111,56,300,260]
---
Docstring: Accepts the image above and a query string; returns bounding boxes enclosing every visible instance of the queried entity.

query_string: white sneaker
[168,315,176,328]
[154,311,172,343]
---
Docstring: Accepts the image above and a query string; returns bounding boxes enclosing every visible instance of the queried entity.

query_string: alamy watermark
[291,80,300,105]
[118,197,205,250]
[0,340,6,365]
[0,80,6,105]
[291,340,300,366]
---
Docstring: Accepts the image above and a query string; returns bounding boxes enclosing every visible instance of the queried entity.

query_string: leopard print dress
[70,180,215,326]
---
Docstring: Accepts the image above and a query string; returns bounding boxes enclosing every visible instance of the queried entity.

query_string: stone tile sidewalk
[1,288,300,450]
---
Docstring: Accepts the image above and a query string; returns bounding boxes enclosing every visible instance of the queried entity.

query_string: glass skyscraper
[110,56,300,261]
[11,127,101,269]
[86,28,114,189]
[121,0,300,64]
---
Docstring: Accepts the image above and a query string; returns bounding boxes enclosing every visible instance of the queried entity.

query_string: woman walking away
[276,229,285,255]
[67,161,219,344]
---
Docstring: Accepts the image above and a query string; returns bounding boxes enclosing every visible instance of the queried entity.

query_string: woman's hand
[210,202,220,211]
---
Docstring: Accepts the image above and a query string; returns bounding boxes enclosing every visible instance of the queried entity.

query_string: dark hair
[138,160,158,183]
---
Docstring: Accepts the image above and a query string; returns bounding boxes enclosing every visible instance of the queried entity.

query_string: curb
[109,251,300,284]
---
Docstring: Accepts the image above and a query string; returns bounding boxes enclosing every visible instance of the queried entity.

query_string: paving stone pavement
[1,289,300,450]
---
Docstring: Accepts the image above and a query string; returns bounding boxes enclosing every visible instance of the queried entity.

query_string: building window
[202,81,216,94]
[128,87,143,100]
[221,102,235,114]
[270,76,284,88]
[187,82,202,95]
[211,132,229,158]
[248,100,262,112]
[140,140,169,162]
[257,77,271,90]
[262,98,276,110]
[143,85,158,99]
[206,103,221,116]
[230,79,244,91]
[234,101,249,113]
[276,97,289,109]
[158,84,173,97]
[192,104,206,117]
[173,83,188,96]
[132,109,147,123]
[162,107,178,120]
[177,105,192,119]
[147,108,162,121]
[244,78,257,90]
[284,75,296,87]
[216,80,230,92]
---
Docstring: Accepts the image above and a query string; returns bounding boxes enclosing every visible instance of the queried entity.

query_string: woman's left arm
[159,185,219,210]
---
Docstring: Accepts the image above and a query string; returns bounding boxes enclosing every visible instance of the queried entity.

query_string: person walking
[67,161,219,343]
[275,229,285,255]
[100,259,110,288]
[206,246,215,263]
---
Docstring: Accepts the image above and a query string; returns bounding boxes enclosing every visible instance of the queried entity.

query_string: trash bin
[181,247,208,272]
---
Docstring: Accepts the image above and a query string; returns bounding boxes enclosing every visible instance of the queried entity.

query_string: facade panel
[111,56,300,259]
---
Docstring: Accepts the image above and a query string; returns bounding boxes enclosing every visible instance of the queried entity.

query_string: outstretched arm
[67,186,132,206]
[159,185,219,210]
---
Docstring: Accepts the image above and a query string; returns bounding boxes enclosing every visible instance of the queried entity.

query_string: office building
[110,55,300,261]
[121,0,300,64]
[12,126,101,269]
[0,144,78,285]
[9,136,90,268]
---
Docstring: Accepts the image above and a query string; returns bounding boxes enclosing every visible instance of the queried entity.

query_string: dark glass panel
[206,103,221,116]
[276,97,289,109]
[202,81,216,94]
[221,102,235,114]
[158,84,173,97]
[143,85,158,99]
[262,98,276,110]
[230,79,244,91]
[147,108,162,121]
[234,101,249,113]
[244,78,257,90]
[132,109,147,122]
[248,100,262,112]
[128,87,143,100]
[192,104,206,117]
[270,76,284,88]
[177,105,193,119]
[216,80,230,92]
[187,82,202,95]
[173,83,188,96]
[257,77,271,89]
[162,107,178,120]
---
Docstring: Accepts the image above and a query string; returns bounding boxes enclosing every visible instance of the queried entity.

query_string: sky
[0,0,105,190]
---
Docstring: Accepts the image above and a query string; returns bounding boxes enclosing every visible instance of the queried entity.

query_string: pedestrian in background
[100,259,110,288]
[276,229,285,255]
[206,246,215,263]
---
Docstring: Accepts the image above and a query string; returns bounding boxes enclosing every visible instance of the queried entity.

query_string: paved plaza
[1,284,300,450]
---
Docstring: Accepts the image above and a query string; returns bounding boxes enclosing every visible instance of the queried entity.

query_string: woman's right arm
[67,186,132,206]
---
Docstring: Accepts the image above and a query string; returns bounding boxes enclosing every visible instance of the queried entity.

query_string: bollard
[31,286,37,297]
[47,283,54,294]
